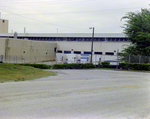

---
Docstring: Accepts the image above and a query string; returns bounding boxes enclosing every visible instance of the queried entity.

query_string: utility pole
[89,27,95,63]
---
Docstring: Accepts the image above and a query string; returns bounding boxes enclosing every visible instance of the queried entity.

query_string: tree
[121,8,150,56]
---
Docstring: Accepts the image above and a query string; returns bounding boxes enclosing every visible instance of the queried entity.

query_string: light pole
[89,27,95,63]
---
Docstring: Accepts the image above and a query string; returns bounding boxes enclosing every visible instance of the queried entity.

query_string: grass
[0,63,55,83]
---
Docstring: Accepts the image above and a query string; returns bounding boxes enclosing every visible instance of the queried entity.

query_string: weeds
[0,63,55,83]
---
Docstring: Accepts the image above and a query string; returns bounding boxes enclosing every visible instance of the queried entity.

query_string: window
[52,38,55,41]
[50,37,56,41]
[76,38,83,41]
[124,38,128,41]
[57,50,62,53]
[105,52,114,55]
[116,38,119,41]
[74,51,81,54]
[46,38,49,41]
[67,38,74,41]
[89,38,92,41]
[64,51,71,54]
[100,38,105,41]
[84,38,91,41]
[107,38,111,41]
[94,38,99,41]
[39,37,42,40]
[84,51,91,54]
[120,38,124,41]
[94,52,102,55]
[57,38,63,41]
[112,38,115,41]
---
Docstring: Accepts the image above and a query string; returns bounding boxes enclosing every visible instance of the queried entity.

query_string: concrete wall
[0,38,57,63]
[0,38,6,56]
[0,19,8,33]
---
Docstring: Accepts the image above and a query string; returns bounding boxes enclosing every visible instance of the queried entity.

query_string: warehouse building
[0,17,131,64]
[0,33,130,64]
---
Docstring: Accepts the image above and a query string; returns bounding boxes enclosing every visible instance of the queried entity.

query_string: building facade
[0,33,130,64]
[0,33,130,54]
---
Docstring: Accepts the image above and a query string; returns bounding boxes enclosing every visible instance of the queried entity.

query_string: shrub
[98,62,101,68]
[119,63,150,70]
[52,63,95,69]
[31,64,51,69]
[84,63,95,69]
[52,64,64,69]
[16,63,51,69]
[119,63,129,70]
[0,61,3,63]
[101,62,110,68]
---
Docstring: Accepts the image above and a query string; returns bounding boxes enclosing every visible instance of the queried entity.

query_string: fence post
[116,49,119,69]
[129,55,130,63]
[95,55,96,68]
[139,55,141,63]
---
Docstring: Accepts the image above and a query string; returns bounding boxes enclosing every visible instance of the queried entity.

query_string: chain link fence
[0,54,119,65]
[1,54,149,65]
[0,55,55,64]
[119,55,150,63]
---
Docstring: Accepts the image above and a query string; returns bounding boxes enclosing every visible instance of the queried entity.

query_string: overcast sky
[0,0,150,33]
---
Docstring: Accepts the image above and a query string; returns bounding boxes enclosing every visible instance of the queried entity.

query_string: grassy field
[0,63,55,83]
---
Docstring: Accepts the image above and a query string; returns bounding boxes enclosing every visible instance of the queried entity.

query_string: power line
[0,3,149,30]
[0,8,87,30]
[2,6,149,15]
[0,0,94,5]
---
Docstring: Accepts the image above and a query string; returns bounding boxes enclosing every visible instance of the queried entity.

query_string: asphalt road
[0,70,150,119]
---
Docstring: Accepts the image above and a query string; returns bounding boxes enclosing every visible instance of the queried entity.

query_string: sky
[0,0,150,33]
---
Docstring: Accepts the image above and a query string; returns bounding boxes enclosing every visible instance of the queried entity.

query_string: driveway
[0,70,150,119]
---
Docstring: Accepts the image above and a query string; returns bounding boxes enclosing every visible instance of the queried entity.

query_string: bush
[84,63,95,69]
[119,63,129,70]
[52,63,95,69]
[52,64,65,69]
[101,62,110,68]
[119,63,150,70]
[16,63,51,69]
[0,61,3,63]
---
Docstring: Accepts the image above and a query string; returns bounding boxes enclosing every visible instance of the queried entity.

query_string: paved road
[0,70,150,119]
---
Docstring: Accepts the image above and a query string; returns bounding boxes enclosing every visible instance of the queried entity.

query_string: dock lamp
[89,27,95,63]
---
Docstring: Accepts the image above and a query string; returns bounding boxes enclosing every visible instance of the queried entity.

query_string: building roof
[0,33,126,38]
